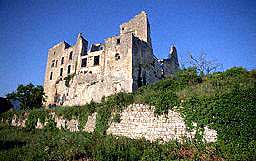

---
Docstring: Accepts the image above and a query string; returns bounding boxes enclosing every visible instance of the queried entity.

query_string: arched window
[61,57,64,65]
[117,38,120,44]
[67,65,71,74]
[115,53,120,60]
[51,60,55,68]
[69,52,73,60]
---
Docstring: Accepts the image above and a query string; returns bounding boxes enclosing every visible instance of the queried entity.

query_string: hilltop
[0,67,255,160]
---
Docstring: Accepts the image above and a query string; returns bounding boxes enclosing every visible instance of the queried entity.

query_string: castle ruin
[44,11,179,106]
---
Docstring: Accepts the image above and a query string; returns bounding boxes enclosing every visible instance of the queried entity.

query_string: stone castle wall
[7,103,217,143]
[107,104,217,143]
[43,11,179,107]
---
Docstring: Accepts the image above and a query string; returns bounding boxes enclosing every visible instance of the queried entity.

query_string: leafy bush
[0,110,18,125]
[64,73,75,87]
[55,102,96,130]
[25,109,48,131]
[6,83,45,110]
[179,68,256,160]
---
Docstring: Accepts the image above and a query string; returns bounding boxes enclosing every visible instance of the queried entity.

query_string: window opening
[69,52,73,60]
[94,56,100,66]
[81,58,87,67]
[55,60,58,67]
[50,72,53,80]
[61,57,64,65]
[60,68,63,76]
[117,38,120,44]
[51,60,55,68]
[115,53,120,60]
[67,65,71,74]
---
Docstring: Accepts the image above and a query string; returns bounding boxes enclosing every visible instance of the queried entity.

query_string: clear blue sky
[0,0,255,96]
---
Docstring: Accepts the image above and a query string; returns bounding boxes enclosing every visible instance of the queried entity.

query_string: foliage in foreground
[0,125,222,161]
[0,67,255,160]
[6,83,45,110]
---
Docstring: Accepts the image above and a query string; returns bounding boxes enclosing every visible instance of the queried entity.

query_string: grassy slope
[0,67,255,160]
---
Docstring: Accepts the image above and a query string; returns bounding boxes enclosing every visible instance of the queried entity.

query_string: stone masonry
[8,103,217,143]
[44,11,179,106]
[107,104,217,143]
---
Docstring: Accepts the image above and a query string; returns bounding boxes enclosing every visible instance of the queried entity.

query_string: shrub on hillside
[6,83,45,110]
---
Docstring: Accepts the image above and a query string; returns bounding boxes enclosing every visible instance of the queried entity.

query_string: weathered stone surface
[11,114,17,126]
[55,116,66,129]
[66,119,79,132]
[107,104,217,143]
[43,11,179,107]
[83,112,97,133]
[203,126,218,143]
[6,104,217,143]
[36,118,44,129]
[11,114,26,128]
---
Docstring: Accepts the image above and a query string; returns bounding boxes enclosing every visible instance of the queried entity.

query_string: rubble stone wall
[8,104,217,143]
[107,104,217,143]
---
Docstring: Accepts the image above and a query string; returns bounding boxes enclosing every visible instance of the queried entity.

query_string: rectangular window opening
[117,38,120,44]
[69,52,73,60]
[60,68,63,77]
[67,65,71,74]
[61,57,64,65]
[93,56,100,66]
[55,60,58,67]
[81,58,87,67]
[50,72,53,80]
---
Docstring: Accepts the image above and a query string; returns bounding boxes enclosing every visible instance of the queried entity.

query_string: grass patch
[0,125,222,161]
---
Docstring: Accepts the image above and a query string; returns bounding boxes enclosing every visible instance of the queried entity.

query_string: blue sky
[0,0,255,96]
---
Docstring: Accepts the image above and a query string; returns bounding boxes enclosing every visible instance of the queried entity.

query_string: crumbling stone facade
[107,104,217,143]
[8,104,217,143]
[44,11,179,106]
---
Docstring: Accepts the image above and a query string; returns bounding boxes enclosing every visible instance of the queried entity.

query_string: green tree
[6,83,46,110]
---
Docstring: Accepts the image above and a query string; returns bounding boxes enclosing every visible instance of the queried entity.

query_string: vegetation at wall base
[0,67,255,160]
[0,125,224,161]
[64,73,75,87]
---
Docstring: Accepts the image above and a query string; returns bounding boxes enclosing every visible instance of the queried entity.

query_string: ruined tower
[44,11,179,106]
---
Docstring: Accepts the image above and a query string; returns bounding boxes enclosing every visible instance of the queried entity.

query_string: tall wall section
[44,36,87,106]
[63,32,134,106]
[127,12,173,90]
[44,28,135,106]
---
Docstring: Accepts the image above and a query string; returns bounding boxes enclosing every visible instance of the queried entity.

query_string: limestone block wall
[5,103,217,143]
[83,112,97,132]
[10,112,97,133]
[107,104,217,143]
